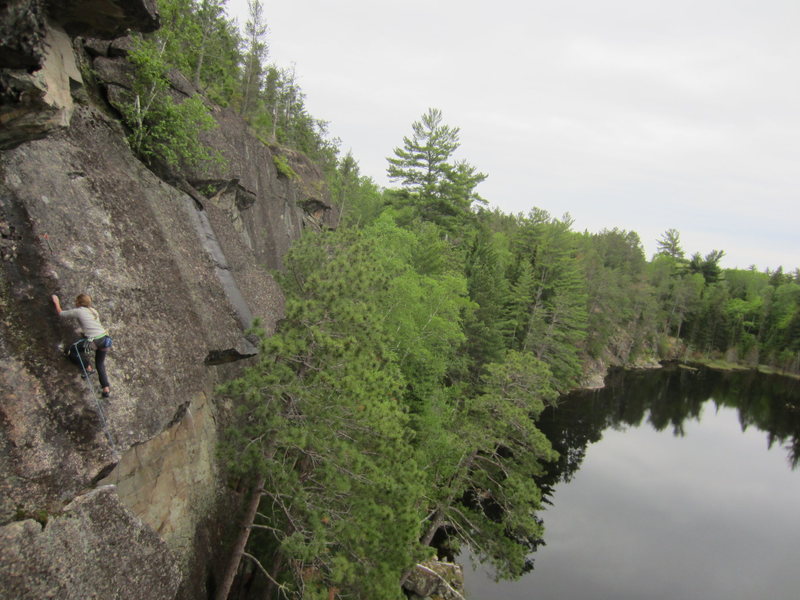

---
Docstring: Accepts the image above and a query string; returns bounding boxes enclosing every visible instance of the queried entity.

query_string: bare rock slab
[0,486,180,600]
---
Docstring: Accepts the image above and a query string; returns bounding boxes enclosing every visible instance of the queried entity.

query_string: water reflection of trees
[537,365,800,500]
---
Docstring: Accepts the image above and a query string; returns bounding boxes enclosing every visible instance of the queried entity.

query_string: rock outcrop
[0,0,158,150]
[49,0,159,38]
[0,486,180,600]
[0,0,48,70]
[0,3,335,599]
[403,560,466,600]
[0,20,82,150]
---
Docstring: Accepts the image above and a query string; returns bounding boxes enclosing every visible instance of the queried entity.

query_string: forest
[121,2,800,598]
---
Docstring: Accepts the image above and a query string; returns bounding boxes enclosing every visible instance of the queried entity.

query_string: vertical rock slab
[0,103,244,519]
[98,390,222,591]
[0,3,337,597]
[188,105,337,271]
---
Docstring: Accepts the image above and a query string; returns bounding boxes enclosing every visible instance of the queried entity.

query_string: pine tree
[417,350,558,579]
[387,108,486,232]
[462,224,513,372]
[219,229,428,599]
[512,211,588,391]
[656,228,686,259]
[240,0,268,118]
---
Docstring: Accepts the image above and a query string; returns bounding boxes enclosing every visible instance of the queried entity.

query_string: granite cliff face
[0,2,335,598]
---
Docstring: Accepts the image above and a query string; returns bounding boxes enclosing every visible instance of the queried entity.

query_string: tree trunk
[401,449,479,587]
[263,552,284,600]
[216,475,266,600]
[193,29,208,90]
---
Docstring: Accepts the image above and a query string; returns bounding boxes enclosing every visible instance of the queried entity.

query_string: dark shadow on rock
[204,348,258,366]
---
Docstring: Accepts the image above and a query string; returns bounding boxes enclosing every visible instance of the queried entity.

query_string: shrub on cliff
[121,35,218,170]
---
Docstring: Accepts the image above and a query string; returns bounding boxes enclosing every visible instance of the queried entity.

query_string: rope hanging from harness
[70,338,116,451]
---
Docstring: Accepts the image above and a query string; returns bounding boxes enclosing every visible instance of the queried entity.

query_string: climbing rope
[70,338,117,452]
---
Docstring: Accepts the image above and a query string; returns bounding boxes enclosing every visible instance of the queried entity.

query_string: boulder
[108,34,134,57]
[92,54,135,89]
[82,36,112,58]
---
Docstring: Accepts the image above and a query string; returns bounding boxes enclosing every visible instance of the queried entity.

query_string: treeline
[649,236,800,370]
[337,114,800,375]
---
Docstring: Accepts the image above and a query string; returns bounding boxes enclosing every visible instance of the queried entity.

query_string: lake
[462,365,800,600]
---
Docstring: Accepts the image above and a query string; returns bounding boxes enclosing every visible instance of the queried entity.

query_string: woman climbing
[52,293,113,398]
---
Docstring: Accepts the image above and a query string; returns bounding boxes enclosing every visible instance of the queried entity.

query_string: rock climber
[52,293,113,398]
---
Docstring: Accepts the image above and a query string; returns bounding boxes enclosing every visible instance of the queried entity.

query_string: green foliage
[239,0,268,118]
[125,0,338,174]
[272,153,297,179]
[387,107,460,197]
[331,152,386,228]
[509,211,588,391]
[219,216,569,595]
[221,228,430,598]
[581,228,657,360]
[421,350,558,578]
[157,0,242,104]
[688,249,725,284]
[646,239,800,370]
[462,224,513,371]
[122,35,219,169]
[656,228,685,259]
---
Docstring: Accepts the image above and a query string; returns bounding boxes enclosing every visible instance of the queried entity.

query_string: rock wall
[0,3,335,598]
[1,487,181,600]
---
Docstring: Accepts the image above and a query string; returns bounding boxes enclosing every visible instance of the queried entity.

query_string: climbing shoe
[101,391,110,399]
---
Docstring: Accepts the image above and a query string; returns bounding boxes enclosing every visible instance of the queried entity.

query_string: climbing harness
[70,338,116,451]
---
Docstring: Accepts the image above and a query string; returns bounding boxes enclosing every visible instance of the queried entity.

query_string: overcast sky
[226,0,799,270]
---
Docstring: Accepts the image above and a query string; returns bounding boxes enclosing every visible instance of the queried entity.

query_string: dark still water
[463,365,800,600]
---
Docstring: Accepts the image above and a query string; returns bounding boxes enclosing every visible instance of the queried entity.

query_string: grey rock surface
[0,486,181,600]
[0,0,47,69]
[403,560,466,600]
[0,23,81,150]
